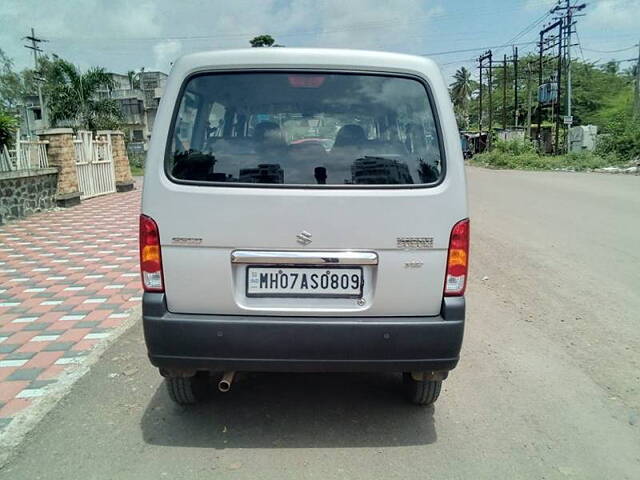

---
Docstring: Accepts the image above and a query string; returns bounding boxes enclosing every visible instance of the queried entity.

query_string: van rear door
[143,70,466,317]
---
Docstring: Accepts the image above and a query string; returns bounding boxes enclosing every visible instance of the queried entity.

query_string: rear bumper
[143,293,465,373]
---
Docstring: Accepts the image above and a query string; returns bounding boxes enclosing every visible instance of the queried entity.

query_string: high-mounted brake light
[288,75,326,88]
[139,214,164,292]
[444,219,470,297]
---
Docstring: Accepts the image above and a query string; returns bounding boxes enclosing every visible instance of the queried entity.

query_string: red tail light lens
[288,75,326,88]
[139,214,164,292]
[444,219,470,296]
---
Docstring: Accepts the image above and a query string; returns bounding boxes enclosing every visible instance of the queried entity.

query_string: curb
[0,306,141,468]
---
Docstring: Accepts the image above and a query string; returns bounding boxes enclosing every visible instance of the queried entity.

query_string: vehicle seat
[331,124,367,166]
[288,141,328,161]
[332,124,367,150]
[254,121,287,157]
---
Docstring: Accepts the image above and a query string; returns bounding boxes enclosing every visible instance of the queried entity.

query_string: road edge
[0,307,141,468]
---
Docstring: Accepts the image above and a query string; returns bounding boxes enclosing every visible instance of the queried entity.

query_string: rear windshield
[166,72,443,186]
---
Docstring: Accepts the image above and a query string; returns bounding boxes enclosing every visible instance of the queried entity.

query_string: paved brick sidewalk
[0,188,142,432]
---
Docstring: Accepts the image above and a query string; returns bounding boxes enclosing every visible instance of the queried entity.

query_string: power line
[440,57,477,66]
[419,41,538,58]
[42,2,565,44]
[574,27,587,62]
[505,10,553,46]
[581,45,639,53]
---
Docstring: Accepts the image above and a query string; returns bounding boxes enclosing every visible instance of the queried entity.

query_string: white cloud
[585,0,640,29]
[153,40,182,72]
[0,0,445,73]
[523,0,557,10]
[1,0,637,80]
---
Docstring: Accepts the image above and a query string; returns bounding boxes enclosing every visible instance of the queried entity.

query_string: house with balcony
[97,70,168,152]
[19,70,167,152]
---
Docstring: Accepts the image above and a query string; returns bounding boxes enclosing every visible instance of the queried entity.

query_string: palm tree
[450,67,473,128]
[43,59,122,130]
[127,70,140,89]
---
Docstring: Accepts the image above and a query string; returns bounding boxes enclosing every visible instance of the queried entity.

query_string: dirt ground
[1,167,638,479]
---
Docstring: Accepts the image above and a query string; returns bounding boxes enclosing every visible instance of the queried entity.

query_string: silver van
[140,48,469,406]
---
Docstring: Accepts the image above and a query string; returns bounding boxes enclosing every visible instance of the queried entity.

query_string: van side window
[167,73,444,186]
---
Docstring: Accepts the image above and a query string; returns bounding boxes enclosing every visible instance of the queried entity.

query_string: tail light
[444,219,470,296]
[288,75,326,88]
[139,214,164,292]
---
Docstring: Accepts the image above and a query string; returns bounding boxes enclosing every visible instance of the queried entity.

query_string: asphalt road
[1,167,639,479]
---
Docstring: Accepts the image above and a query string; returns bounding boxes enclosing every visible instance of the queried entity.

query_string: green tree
[0,49,30,112]
[0,108,18,148]
[43,58,122,130]
[249,35,276,47]
[450,67,474,128]
[570,60,633,126]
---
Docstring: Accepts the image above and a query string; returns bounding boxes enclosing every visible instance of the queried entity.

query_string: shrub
[471,149,622,171]
[0,110,17,149]
[491,138,537,156]
[128,151,146,176]
[595,113,640,161]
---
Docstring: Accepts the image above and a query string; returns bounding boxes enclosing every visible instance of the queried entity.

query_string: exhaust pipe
[218,371,235,392]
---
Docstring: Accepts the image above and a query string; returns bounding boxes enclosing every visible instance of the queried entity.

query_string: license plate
[246,266,363,298]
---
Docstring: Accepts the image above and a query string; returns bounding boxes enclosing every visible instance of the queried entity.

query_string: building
[19,94,46,136]
[239,164,285,184]
[19,70,167,152]
[97,70,168,152]
[350,156,413,184]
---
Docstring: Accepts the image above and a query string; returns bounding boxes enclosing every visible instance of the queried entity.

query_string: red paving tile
[16,341,49,353]
[99,317,125,329]
[0,322,26,333]
[7,331,39,344]
[0,381,29,403]
[0,367,18,382]
[38,365,66,381]
[0,398,33,418]
[72,339,99,352]
[0,186,142,430]
[57,328,92,343]
[25,351,65,368]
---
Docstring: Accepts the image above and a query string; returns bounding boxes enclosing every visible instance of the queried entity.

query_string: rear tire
[165,373,211,405]
[403,373,442,406]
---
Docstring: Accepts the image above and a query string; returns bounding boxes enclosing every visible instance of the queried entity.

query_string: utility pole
[503,53,508,131]
[488,50,493,145]
[537,31,544,150]
[565,1,572,123]
[23,27,48,130]
[526,62,533,139]
[634,40,640,120]
[478,50,492,151]
[514,46,519,128]
[478,54,484,134]
[537,19,563,152]
[555,18,563,154]
[553,0,586,150]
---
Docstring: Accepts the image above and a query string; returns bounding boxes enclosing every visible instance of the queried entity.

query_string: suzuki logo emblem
[296,230,312,246]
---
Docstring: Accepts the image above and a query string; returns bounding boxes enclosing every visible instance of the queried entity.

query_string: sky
[1,0,639,82]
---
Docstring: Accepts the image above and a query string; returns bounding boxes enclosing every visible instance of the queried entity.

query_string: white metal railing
[73,130,116,199]
[0,129,49,173]
[0,145,13,171]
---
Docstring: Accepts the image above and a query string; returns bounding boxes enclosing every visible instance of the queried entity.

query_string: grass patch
[469,139,624,172]
[128,152,146,177]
